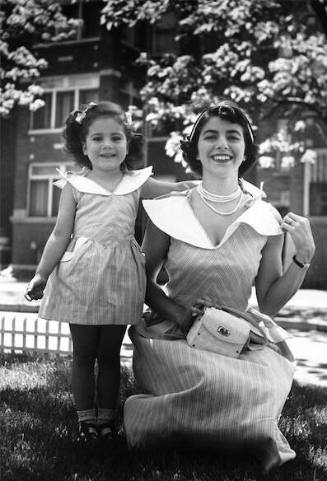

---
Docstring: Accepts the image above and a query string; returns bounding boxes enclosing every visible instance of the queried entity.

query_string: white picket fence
[0,311,73,355]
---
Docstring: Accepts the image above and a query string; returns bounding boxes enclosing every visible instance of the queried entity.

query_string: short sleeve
[54,178,82,203]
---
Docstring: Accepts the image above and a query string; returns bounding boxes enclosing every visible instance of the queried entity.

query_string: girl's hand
[192,296,218,311]
[281,212,315,263]
[24,274,47,301]
[173,296,216,332]
[172,304,198,332]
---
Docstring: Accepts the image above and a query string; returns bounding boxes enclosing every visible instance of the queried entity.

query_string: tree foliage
[0,0,80,117]
[102,0,327,156]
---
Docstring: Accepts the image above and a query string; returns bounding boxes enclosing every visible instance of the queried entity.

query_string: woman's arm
[142,220,194,330]
[255,212,315,316]
[25,184,76,300]
[141,177,197,199]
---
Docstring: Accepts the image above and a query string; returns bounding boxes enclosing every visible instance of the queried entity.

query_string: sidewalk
[1,274,326,387]
[1,275,326,318]
[0,276,39,312]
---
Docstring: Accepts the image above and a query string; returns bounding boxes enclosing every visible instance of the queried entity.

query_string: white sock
[77,408,97,424]
[97,407,115,425]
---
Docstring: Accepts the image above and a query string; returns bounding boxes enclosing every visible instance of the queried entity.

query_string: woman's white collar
[143,186,282,250]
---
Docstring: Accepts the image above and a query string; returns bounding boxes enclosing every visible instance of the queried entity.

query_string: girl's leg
[69,324,99,411]
[97,325,126,419]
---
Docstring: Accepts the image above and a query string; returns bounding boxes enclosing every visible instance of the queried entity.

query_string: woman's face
[197,116,245,177]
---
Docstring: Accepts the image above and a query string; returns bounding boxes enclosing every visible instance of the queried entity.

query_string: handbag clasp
[217,326,230,337]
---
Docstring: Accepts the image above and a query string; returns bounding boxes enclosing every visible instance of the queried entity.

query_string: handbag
[186,305,267,358]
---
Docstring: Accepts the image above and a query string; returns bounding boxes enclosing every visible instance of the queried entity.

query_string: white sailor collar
[54,166,153,196]
[142,184,282,250]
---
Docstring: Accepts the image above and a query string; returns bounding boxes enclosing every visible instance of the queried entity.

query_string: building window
[28,163,73,217]
[310,183,327,215]
[57,0,101,40]
[310,148,327,216]
[30,88,99,131]
[31,92,52,130]
[55,91,75,128]
[150,12,178,56]
[79,89,98,106]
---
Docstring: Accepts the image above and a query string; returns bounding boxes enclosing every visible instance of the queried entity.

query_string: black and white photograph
[0,1,326,480]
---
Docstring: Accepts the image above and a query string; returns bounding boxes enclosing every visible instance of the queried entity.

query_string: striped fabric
[39,181,146,326]
[124,193,296,467]
[125,330,295,464]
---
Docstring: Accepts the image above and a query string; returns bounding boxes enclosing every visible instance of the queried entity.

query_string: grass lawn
[0,354,326,481]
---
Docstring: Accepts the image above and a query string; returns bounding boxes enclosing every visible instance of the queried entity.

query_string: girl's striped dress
[124,182,296,467]
[38,167,151,325]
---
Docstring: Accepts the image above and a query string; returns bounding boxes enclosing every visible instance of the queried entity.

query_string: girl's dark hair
[180,99,258,177]
[63,101,143,170]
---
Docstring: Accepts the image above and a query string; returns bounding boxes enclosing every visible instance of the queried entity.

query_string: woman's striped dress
[124,186,296,467]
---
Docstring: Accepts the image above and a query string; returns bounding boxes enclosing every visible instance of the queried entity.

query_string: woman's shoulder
[142,190,191,212]
[142,190,214,248]
[239,198,283,237]
[241,179,266,200]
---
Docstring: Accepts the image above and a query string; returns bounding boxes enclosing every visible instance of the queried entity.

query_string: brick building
[1,1,327,288]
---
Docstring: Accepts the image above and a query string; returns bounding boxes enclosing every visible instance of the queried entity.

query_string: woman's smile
[211,153,233,162]
[99,152,117,158]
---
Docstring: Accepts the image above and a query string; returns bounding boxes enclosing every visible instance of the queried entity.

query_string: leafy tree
[102,0,327,167]
[0,0,80,117]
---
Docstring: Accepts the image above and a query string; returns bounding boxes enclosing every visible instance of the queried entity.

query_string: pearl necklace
[197,183,244,216]
[197,183,242,203]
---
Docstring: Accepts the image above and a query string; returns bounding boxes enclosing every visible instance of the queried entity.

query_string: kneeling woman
[124,100,315,472]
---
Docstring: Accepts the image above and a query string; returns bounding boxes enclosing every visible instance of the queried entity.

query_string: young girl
[25,101,192,443]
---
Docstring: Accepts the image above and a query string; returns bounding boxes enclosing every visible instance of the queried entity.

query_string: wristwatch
[292,255,310,269]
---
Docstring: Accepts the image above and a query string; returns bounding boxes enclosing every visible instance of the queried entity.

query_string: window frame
[27,162,74,218]
[29,82,99,133]
[309,148,327,217]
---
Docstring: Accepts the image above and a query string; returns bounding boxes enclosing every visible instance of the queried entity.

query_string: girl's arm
[25,184,76,300]
[142,221,194,330]
[141,177,197,199]
[255,212,315,316]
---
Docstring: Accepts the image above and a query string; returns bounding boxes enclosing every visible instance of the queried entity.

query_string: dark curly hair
[180,99,258,177]
[63,101,143,170]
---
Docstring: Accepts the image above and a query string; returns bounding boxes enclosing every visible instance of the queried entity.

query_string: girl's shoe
[98,421,117,442]
[77,421,99,443]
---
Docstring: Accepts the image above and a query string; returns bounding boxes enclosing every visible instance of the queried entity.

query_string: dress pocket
[60,236,89,262]
[60,251,75,262]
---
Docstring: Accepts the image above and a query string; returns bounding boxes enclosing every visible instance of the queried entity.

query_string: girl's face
[83,116,128,173]
[197,116,245,178]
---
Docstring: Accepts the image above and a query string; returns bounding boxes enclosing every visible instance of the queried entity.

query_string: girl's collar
[54,166,153,195]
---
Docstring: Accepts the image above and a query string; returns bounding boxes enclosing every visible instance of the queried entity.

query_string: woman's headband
[188,106,255,144]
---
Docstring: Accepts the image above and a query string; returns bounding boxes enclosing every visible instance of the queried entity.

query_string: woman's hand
[24,273,47,301]
[281,212,315,263]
